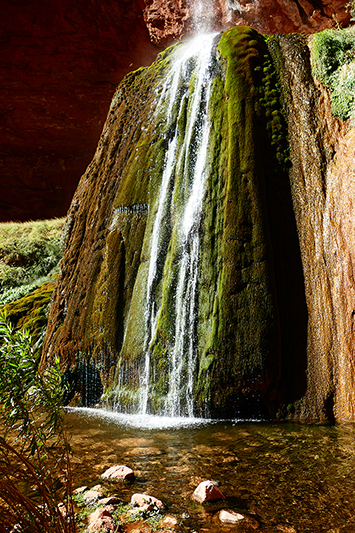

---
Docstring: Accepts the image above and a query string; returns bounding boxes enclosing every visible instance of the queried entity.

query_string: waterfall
[193,0,215,33]
[138,33,217,417]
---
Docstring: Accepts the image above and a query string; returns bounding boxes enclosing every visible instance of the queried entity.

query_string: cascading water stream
[138,33,217,417]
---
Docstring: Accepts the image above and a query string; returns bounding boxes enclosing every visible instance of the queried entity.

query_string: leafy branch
[0,310,76,532]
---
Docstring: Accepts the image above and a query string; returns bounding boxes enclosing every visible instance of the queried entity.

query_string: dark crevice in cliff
[271,33,346,422]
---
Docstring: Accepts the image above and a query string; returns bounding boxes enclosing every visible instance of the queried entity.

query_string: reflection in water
[66,408,355,532]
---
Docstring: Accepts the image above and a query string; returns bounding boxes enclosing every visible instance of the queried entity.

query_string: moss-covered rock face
[0,218,64,306]
[0,218,65,357]
[3,282,56,356]
[42,27,307,419]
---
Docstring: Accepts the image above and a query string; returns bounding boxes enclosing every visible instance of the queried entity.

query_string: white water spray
[139,33,217,416]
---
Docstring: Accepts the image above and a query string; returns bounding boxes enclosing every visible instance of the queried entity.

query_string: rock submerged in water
[161,515,179,528]
[219,510,245,523]
[276,525,298,533]
[219,509,260,529]
[101,464,134,481]
[192,480,226,503]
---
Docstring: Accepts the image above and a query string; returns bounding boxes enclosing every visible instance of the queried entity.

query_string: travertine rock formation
[42,27,307,418]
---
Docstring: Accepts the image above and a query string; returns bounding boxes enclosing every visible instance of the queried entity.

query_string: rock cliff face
[0,0,158,222]
[271,33,355,422]
[42,26,307,418]
[143,0,349,44]
[1,0,348,222]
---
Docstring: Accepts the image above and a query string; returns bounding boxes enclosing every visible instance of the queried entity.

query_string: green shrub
[311,28,355,86]
[311,27,355,121]
[330,62,355,119]
[0,218,64,299]
[0,310,76,532]
[346,0,355,22]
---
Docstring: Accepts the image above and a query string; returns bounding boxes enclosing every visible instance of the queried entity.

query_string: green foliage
[311,27,355,120]
[0,310,76,532]
[330,61,355,120]
[0,309,63,445]
[0,218,64,305]
[311,29,355,85]
[346,0,355,22]
[0,274,57,307]
[0,217,63,358]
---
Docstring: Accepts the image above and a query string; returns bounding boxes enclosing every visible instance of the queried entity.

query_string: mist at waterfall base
[66,407,355,532]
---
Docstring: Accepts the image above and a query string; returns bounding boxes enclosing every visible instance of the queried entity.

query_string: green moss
[194,27,285,415]
[2,281,56,355]
[0,218,64,357]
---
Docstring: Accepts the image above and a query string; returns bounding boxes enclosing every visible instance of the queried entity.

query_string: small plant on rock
[346,0,355,23]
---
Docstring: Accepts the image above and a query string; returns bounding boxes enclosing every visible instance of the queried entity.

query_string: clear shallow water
[66,408,355,532]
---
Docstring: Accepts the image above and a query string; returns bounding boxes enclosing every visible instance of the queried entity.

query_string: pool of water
[66,408,355,532]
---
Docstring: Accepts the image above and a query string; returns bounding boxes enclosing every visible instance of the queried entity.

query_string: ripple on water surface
[65,408,355,532]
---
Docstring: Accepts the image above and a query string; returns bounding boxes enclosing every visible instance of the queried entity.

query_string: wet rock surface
[88,507,118,532]
[131,493,165,509]
[101,465,135,481]
[271,33,355,422]
[219,509,260,528]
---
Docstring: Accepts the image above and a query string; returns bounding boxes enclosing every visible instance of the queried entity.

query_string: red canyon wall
[0,0,158,222]
[143,0,349,44]
[0,0,349,222]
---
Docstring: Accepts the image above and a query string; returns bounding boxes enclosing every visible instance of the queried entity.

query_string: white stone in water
[131,492,165,509]
[92,484,104,491]
[192,480,226,503]
[161,515,179,528]
[73,485,88,494]
[98,496,122,505]
[101,464,134,480]
[219,510,260,529]
[219,510,245,523]
[83,489,104,503]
